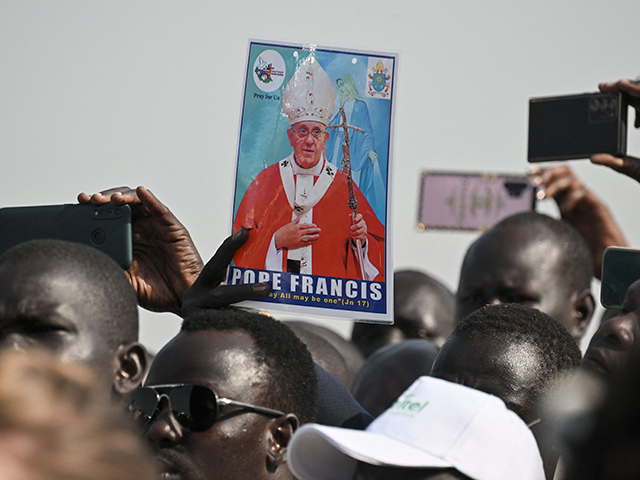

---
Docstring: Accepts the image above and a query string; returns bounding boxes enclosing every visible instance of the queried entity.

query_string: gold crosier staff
[326,106,367,280]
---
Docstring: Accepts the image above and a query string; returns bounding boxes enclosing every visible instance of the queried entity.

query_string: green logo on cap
[388,393,429,417]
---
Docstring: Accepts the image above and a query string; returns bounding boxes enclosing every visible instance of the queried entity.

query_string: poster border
[227,39,397,323]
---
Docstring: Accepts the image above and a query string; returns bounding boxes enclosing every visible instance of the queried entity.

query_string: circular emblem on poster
[253,50,286,92]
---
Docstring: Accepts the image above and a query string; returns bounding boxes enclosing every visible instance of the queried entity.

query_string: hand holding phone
[599,78,640,128]
[78,186,204,314]
[590,153,640,185]
[588,79,640,183]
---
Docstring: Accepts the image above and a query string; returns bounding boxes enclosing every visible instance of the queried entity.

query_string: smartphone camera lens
[504,182,527,197]
[91,229,107,246]
[100,209,106,216]
[107,208,114,216]
[115,207,122,216]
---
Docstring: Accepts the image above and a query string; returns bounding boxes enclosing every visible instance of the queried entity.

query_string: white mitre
[282,55,336,126]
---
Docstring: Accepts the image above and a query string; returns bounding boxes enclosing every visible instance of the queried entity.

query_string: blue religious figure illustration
[325,74,385,221]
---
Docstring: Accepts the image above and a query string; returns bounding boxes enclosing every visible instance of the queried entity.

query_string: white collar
[291,154,325,176]
[279,153,336,216]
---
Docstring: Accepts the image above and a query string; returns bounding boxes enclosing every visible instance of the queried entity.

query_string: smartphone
[528,92,628,163]
[601,247,640,308]
[417,171,536,231]
[0,203,132,269]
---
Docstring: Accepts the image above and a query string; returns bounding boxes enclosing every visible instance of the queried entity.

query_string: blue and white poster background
[229,41,396,322]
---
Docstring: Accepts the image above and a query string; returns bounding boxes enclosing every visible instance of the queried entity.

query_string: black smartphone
[528,92,628,163]
[0,203,132,269]
[600,247,640,308]
[417,171,536,231]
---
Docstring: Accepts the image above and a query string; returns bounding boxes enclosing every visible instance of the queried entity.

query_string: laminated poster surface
[227,41,397,323]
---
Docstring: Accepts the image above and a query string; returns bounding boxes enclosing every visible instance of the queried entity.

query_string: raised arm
[532,165,627,278]
[79,187,271,316]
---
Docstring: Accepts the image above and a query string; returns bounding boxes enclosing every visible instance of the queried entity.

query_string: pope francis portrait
[233,55,385,281]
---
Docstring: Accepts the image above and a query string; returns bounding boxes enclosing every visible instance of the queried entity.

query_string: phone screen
[601,247,640,308]
[0,203,132,269]
[417,171,536,231]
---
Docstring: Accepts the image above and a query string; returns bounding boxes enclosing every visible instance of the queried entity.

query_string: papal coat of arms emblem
[367,60,391,98]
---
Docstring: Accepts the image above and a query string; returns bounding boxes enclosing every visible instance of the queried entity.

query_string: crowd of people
[0,77,638,480]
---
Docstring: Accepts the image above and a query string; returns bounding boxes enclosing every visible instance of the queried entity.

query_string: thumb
[193,229,248,289]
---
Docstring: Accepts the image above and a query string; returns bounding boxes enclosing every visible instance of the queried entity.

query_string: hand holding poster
[228,41,396,322]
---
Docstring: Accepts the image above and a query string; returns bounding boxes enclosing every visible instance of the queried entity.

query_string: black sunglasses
[126,384,285,433]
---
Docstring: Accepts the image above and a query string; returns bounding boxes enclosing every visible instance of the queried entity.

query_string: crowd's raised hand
[79,186,271,316]
[79,186,204,314]
[532,165,627,278]
[591,78,640,184]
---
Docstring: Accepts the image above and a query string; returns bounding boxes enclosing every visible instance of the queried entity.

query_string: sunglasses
[126,384,285,433]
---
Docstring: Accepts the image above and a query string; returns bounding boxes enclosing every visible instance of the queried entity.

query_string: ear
[286,128,295,147]
[266,413,299,472]
[570,289,596,339]
[112,342,148,400]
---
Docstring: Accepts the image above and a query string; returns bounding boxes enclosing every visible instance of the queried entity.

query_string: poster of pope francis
[227,41,397,322]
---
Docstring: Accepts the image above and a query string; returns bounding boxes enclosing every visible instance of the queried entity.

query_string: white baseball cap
[287,376,545,480]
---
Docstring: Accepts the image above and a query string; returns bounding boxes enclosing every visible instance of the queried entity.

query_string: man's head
[582,279,640,377]
[563,343,640,480]
[0,349,156,480]
[352,339,439,417]
[456,212,595,341]
[287,321,351,388]
[431,304,582,479]
[0,239,146,398]
[431,303,582,425]
[287,121,330,169]
[140,307,317,480]
[352,270,455,357]
[289,321,364,388]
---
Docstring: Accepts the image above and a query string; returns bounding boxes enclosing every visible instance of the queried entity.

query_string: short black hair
[181,308,318,424]
[453,303,582,394]
[0,239,138,348]
[489,212,593,292]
